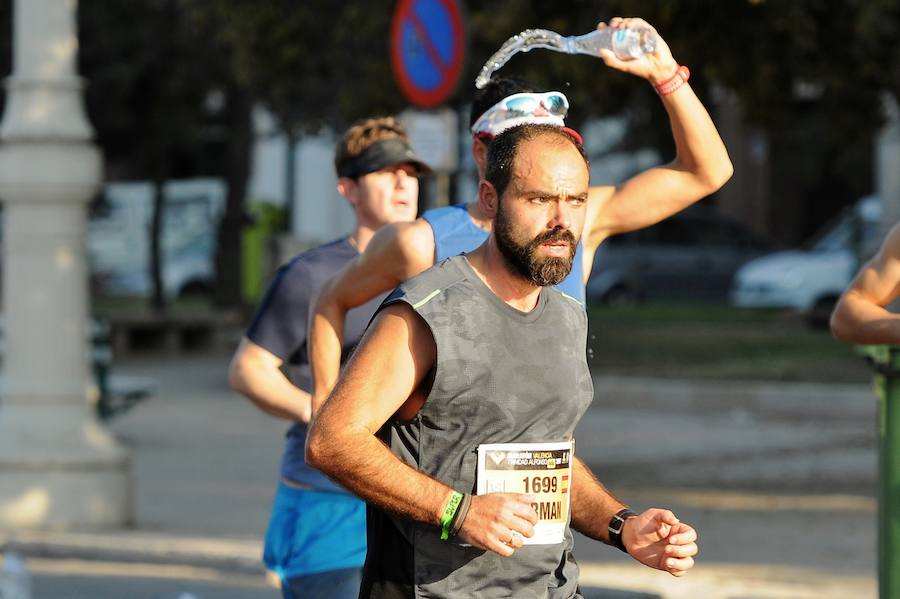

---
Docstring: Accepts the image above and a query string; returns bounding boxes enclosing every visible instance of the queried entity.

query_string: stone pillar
[0,0,130,529]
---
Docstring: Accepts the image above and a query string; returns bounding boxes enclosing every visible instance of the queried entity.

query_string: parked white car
[730,195,883,324]
[89,178,224,298]
[101,235,214,298]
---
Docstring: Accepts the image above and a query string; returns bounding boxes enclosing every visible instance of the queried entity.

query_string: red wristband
[654,65,690,96]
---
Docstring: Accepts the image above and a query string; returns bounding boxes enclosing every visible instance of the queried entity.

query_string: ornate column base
[0,404,130,529]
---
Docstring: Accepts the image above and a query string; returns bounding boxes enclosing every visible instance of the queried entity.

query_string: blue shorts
[263,482,367,581]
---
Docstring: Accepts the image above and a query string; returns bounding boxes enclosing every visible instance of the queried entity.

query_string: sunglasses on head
[471,91,570,137]
[498,91,569,118]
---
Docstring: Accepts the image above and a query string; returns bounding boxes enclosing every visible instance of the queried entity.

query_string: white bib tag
[476,440,573,545]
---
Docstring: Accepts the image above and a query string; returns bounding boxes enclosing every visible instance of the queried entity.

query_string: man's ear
[337,177,358,208]
[479,179,499,219]
[471,138,488,178]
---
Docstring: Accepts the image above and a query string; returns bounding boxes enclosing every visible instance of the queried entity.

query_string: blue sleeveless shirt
[422,204,586,303]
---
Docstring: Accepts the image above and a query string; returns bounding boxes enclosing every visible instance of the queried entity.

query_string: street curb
[0,530,266,575]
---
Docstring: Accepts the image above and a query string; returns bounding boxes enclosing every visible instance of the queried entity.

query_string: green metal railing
[864,345,900,598]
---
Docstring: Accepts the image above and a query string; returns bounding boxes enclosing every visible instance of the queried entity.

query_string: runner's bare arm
[306,303,536,557]
[228,337,311,422]
[569,457,627,544]
[831,222,900,344]
[570,457,698,577]
[308,220,436,413]
[581,18,732,261]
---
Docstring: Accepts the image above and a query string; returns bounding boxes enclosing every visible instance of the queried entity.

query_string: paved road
[574,376,877,578]
[6,348,878,598]
[26,561,659,599]
[29,557,277,599]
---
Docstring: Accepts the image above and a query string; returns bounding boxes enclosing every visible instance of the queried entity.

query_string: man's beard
[494,205,577,287]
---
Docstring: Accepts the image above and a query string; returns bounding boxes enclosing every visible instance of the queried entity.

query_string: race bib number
[476,440,573,545]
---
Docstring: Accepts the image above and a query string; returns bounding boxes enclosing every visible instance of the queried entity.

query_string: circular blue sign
[391,0,465,108]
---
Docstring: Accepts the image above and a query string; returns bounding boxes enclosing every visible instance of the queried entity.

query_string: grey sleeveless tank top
[360,255,594,599]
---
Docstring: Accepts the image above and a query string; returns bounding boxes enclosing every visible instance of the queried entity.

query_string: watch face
[609,517,624,532]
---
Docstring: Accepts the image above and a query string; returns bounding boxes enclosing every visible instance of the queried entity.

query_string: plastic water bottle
[566,27,657,60]
[0,552,32,599]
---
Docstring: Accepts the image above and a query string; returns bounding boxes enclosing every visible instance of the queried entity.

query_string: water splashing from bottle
[475,29,568,90]
[475,27,656,89]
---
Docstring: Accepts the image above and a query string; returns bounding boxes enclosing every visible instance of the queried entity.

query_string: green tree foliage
[194,0,406,134]
[464,0,900,239]
[102,0,900,161]
[463,0,896,139]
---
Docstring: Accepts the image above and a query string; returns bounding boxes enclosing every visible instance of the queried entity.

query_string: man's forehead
[511,136,588,184]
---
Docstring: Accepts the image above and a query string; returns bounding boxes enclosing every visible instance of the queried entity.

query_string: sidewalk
[0,349,879,598]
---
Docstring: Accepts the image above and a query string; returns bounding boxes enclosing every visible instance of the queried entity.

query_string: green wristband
[440,491,464,540]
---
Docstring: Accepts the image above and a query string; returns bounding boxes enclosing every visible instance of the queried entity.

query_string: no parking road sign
[390,0,465,108]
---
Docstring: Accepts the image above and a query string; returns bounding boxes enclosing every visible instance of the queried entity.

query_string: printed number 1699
[522,476,557,493]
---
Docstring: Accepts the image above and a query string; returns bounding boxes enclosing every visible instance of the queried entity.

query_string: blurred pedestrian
[228,116,429,599]
[307,123,698,598]
[308,17,733,407]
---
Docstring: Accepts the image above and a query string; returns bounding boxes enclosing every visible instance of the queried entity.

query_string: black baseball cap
[336,138,432,179]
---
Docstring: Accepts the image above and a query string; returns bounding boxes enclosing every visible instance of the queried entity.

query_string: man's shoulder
[545,286,588,323]
[365,219,437,277]
[421,204,474,232]
[291,237,354,262]
[388,256,469,310]
[275,238,355,286]
[420,203,488,263]
[391,219,436,255]
[421,203,468,222]
[285,238,353,269]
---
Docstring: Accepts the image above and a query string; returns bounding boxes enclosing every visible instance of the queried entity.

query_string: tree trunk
[284,130,298,232]
[149,174,166,312]
[213,87,253,309]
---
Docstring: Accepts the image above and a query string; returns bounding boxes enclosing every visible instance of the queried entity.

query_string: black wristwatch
[608,508,637,553]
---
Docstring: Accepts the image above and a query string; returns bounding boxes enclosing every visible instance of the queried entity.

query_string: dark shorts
[282,566,362,599]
